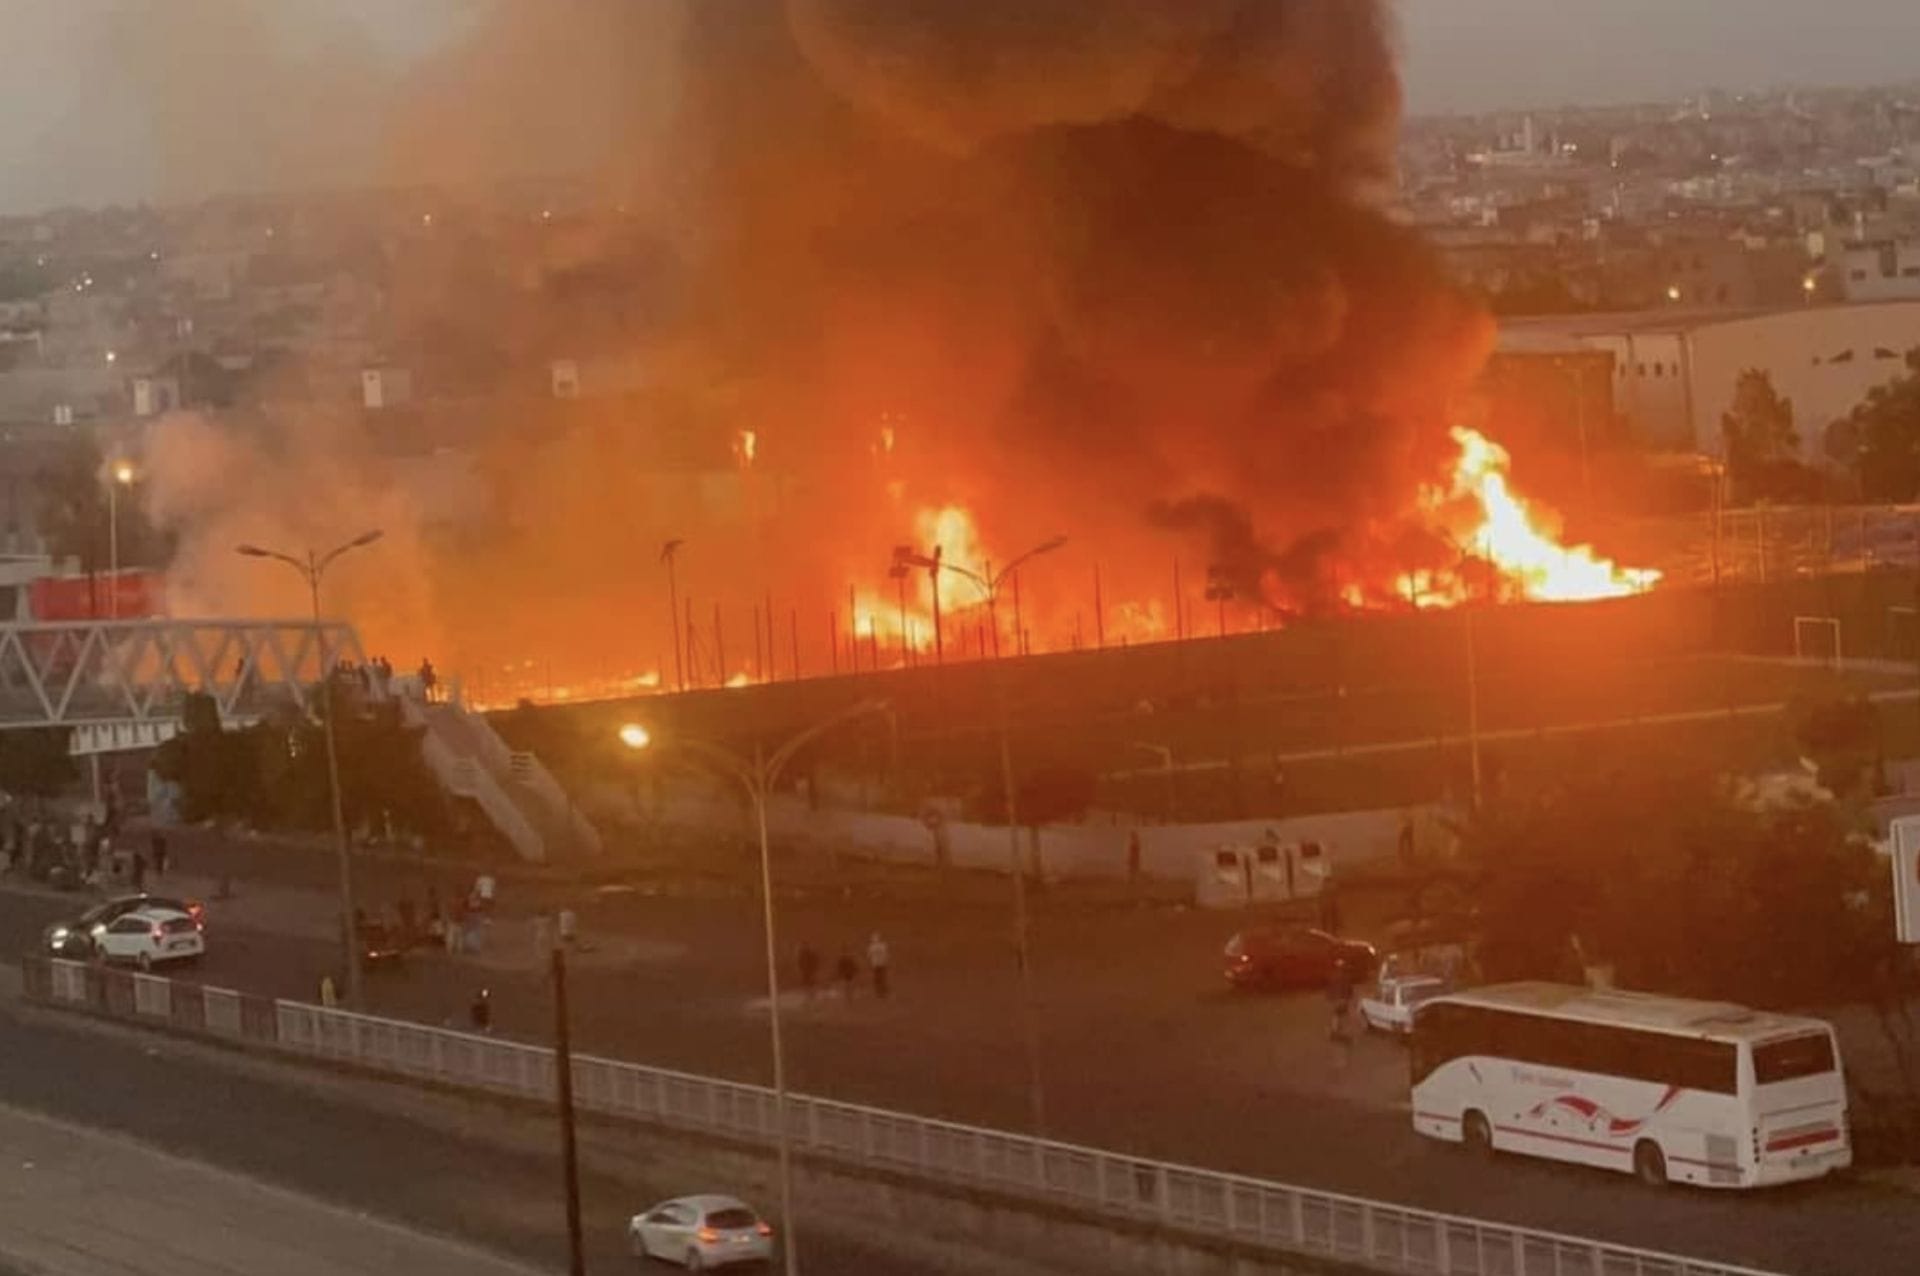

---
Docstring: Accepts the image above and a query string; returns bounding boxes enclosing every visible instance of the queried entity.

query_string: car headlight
[49,927,69,942]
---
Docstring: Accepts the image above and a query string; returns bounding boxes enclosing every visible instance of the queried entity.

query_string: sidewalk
[0,1103,547,1276]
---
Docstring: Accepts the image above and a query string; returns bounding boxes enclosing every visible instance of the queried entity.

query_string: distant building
[1836,239,1920,302]
[1501,300,1920,458]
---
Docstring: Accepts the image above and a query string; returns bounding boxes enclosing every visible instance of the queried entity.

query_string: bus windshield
[1753,1032,1836,1085]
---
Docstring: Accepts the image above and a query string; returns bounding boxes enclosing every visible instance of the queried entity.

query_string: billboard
[1894,817,1920,945]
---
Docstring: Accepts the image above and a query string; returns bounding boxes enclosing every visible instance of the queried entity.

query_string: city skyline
[6,1,1920,215]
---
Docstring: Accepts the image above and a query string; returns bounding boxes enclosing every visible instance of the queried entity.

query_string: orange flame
[733,429,758,467]
[1424,426,1659,604]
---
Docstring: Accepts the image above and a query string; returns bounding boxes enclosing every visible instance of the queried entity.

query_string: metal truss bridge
[0,619,367,755]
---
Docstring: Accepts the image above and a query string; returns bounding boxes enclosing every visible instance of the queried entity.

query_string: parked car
[1358,972,1451,1035]
[1224,927,1377,991]
[89,906,204,971]
[629,1194,773,1270]
[43,894,206,958]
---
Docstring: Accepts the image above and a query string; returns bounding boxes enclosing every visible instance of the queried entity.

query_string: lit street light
[899,534,1067,1134]
[620,698,889,1276]
[235,530,384,1008]
[106,460,136,620]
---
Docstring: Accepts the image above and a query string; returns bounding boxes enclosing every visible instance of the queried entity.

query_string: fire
[1427,426,1660,604]
[733,429,758,467]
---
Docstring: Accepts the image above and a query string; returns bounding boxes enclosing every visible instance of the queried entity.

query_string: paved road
[7,867,1919,1276]
[0,993,955,1276]
[0,1101,546,1276]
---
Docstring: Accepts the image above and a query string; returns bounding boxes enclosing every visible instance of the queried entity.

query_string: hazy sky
[6,1,1920,215]
[1399,0,1920,114]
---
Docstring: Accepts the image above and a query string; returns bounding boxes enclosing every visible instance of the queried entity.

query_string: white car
[1358,973,1449,1035]
[91,907,204,971]
[629,1194,772,1270]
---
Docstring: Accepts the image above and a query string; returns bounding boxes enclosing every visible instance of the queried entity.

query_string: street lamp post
[552,939,585,1276]
[620,700,888,1276]
[899,535,1065,1134]
[662,539,686,693]
[107,460,135,619]
[236,530,383,1008]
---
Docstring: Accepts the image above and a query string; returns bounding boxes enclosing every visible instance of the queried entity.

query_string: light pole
[662,539,686,692]
[552,937,585,1276]
[891,544,945,664]
[107,460,134,619]
[620,699,888,1276]
[902,535,1065,1133]
[1440,533,1487,811]
[236,529,384,1008]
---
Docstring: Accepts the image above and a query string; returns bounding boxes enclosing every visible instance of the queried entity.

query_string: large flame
[1424,426,1660,605]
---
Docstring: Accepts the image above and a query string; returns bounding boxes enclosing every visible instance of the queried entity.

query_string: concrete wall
[644,787,1435,883]
[1688,302,1920,460]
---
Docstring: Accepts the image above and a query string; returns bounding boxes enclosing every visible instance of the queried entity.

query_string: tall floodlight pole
[236,529,384,1007]
[662,539,686,692]
[895,535,1066,1133]
[107,460,135,619]
[620,700,888,1276]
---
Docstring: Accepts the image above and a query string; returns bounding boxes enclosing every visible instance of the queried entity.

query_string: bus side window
[1412,1004,1460,1084]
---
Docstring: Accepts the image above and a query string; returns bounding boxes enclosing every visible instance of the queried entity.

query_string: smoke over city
[138,0,1492,690]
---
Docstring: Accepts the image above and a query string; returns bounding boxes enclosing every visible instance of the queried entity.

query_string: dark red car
[1224,927,1377,991]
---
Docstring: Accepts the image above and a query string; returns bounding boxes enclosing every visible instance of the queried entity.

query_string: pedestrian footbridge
[0,618,366,754]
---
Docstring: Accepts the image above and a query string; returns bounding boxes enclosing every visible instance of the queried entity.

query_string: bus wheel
[1633,1140,1668,1188]
[1463,1111,1494,1159]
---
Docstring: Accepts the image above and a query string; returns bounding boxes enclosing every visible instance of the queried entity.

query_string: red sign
[28,572,167,622]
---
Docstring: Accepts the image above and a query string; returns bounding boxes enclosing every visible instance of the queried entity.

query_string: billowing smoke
[140,0,1492,687]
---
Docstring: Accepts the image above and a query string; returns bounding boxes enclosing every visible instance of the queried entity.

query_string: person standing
[469,988,492,1033]
[1327,957,1355,1042]
[556,906,578,948]
[130,850,146,892]
[796,942,820,1001]
[866,932,891,999]
[150,831,168,878]
[834,950,859,1001]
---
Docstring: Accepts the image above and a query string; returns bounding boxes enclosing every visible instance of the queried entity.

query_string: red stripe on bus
[1495,1126,1632,1158]
[1766,1129,1839,1153]
[1415,1111,1461,1125]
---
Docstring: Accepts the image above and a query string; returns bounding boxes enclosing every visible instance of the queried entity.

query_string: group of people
[320,654,439,704]
[795,932,891,1002]
[0,814,168,893]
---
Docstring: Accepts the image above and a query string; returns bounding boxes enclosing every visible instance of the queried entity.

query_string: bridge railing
[22,957,1777,1276]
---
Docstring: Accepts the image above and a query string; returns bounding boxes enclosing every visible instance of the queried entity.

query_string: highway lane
[6,885,1918,1275]
[0,995,958,1276]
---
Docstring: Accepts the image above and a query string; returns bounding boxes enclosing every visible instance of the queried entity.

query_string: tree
[0,728,77,804]
[1843,347,1920,501]
[1720,369,1799,503]
[1794,694,1883,802]
[1464,765,1883,1008]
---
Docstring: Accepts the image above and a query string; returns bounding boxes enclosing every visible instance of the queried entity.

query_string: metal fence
[23,956,1776,1276]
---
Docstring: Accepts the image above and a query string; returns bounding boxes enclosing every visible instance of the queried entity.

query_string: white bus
[1410,982,1849,1189]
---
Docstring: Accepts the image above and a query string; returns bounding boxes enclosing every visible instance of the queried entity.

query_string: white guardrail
[40,959,1777,1276]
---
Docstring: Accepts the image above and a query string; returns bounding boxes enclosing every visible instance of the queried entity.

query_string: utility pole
[662,540,685,692]
[552,942,585,1276]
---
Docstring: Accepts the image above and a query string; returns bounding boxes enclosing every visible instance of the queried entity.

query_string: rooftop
[1441,981,1826,1043]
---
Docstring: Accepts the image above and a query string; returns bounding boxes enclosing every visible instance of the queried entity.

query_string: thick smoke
[142,0,1491,685]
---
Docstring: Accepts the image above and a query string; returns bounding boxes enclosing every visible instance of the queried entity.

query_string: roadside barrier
[22,957,1778,1276]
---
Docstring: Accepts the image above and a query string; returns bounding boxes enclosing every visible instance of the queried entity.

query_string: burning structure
[131,1,1657,701]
